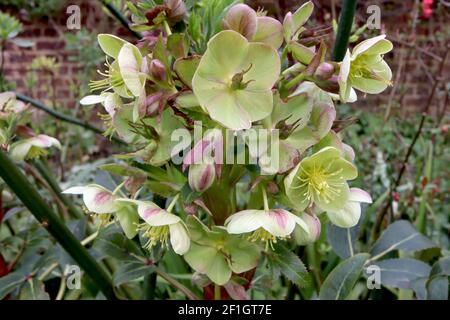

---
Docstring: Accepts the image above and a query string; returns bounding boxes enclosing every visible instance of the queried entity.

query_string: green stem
[167,194,179,213]
[143,273,157,300]
[214,283,221,300]
[155,267,198,300]
[100,0,142,39]
[332,0,358,62]
[15,93,126,145]
[33,159,84,219]
[0,150,116,300]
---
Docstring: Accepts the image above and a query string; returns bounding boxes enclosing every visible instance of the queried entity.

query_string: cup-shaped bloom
[252,16,284,49]
[225,209,309,247]
[339,35,393,102]
[222,4,257,40]
[292,212,321,245]
[117,199,190,255]
[326,188,372,228]
[284,147,358,212]
[63,184,118,214]
[192,30,280,130]
[9,134,61,161]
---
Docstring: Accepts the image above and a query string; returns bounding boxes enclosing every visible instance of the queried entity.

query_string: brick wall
[2,0,449,117]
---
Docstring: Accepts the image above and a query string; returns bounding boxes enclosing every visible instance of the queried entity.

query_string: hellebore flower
[223,4,283,49]
[63,185,139,239]
[225,189,309,249]
[292,212,321,245]
[192,30,280,130]
[63,184,117,214]
[9,134,61,161]
[284,147,358,212]
[116,197,190,255]
[184,216,260,285]
[326,187,372,228]
[188,160,216,193]
[339,35,393,102]
[90,34,146,99]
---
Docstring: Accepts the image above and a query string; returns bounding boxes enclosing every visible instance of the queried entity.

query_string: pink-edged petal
[260,209,296,237]
[82,186,117,214]
[137,203,180,226]
[225,210,262,234]
[349,188,372,203]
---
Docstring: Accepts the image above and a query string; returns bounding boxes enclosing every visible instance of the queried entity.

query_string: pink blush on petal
[143,207,160,219]
[94,191,112,205]
[270,210,288,229]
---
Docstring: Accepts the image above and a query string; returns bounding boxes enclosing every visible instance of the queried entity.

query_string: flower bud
[314,75,340,94]
[222,4,257,40]
[150,59,166,81]
[145,92,164,116]
[314,62,335,81]
[293,213,321,245]
[188,161,215,193]
[164,0,187,24]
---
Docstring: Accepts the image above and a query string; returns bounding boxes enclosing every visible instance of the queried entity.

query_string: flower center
[89,59,124,92]
[248,227,283,251]
[230,64,255,90]
[138,223,170,251]
[26,146,48,160]
[296,162,344,205]
[349,58,391,86]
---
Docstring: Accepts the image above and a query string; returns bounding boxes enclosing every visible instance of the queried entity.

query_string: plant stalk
[332,0,358,62]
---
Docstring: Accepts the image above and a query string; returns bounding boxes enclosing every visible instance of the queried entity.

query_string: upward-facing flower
[284,147,358,212]
[339,35,393,102]
[192,30,280,130]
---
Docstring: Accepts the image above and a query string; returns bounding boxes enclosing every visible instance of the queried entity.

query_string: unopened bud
[314,62,335,81]
[293,213,321,245]
[150,59,166,81]
[222,4,257,40]
[266,181,279,194]
[188,162,215,193]
[314,75,340,94]
[164,0,187,24]
[145,92,164,116]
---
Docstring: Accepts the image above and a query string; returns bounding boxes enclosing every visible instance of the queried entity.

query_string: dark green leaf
[266,244,309,287]
[113,261,155,286]
[427,276,448,300]
[0,271,27,299]
[370,220,436,258]
[327,222,358,259]
[319,253,369,300]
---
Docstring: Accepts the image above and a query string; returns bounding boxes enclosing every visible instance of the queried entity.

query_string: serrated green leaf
[267,244,309,287]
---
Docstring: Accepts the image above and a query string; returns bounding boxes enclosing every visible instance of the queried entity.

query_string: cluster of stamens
[137,223,170,251]
[293,162,345,205]
[89,58,124,92]
[350,58,392,86]
[248,228,284,251]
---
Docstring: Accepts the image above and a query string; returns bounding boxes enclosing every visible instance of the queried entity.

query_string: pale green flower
[90,34,146,99]
[284,147,358,212]
[339,35,393,102]
[192,30,280,130]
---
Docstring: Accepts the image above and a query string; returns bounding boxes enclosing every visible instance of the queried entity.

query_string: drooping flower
[116,198,190,255]
[63,184,139,239]
[0,92,27,118]
[63,184,118,214]
[192,30,280,130]
[284,147,358,212]
[326,187,372,228]
[225,188,309,249]
[226,208,309,248]
[338,35,393,102]
[9,134,61,161]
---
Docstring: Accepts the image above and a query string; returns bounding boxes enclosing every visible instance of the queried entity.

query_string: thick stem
[332,0,358,62]
[0,150,116,300]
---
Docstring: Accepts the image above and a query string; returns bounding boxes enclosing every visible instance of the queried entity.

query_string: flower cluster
[67,1,389,287]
